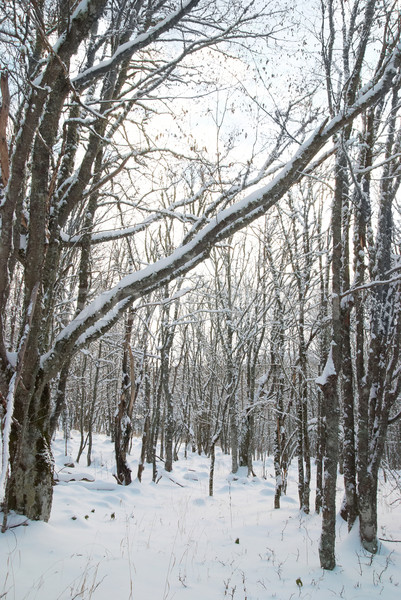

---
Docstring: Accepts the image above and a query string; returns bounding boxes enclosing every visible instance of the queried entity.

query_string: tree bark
[318,146,344,570]
[4,382,53,525]
[317,355,340,571]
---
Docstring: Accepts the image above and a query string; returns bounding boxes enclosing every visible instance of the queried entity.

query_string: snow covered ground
[1,432,401,600]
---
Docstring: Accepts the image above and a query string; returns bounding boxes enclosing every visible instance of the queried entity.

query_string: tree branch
[40,40,401,380]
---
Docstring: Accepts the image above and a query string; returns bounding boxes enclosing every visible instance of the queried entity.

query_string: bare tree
[316,0,401,568]
[0,0,400,529]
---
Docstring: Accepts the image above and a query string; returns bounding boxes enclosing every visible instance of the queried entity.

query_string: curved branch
[388,408,401,425]
[40,41,401,380]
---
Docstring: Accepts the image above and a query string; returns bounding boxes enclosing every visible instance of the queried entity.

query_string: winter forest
[1,0,401,597]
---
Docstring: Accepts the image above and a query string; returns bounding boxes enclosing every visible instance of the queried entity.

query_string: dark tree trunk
[340,187,358,530]
[239,406,254,475]
[160,283,181,473]
[317,366,340,571]
[76,357,89,464]
[315,392,324,514]
[318,146,344,570]
[114,398,133,486]
[301,386,311,514]
[4,383,54,526]
[340,324,358,529]
[114,309,137,485]
[315,217,329,515]
[138,374,151,482]
[273,407,284,509]
[209,440,216,497]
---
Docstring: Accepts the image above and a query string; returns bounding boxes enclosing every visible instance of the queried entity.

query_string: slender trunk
[298,302,310,513]
[302,385,311,514]
[274,407,283,509]
[138,374,151,482]
[239,405,254,475]
[164,373,174,472]
[114,399,133,485]
[114,309,136,485]
[87,342,102,466]
[315,391,324,514]
[159,407,165,460]
[75,410,87,463]
[87,424,93,468]
[341,191,357,529]
[209,441,216,497]
[316,222,329,514]
[317,357,340,571]
[318,147,344,570]
[227,329,239,474]
[297,391,305,510]
[151,375,162,482]
[49,363,69,438]
[341,323,357,529]
[161,283,181,472]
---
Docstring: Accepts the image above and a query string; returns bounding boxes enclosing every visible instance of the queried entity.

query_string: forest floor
[1,432,401,600]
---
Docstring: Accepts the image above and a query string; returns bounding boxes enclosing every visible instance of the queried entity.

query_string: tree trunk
[340,324,358,529]
[138,374,151,482]
[239,406,254,475]
[114,402,133,486]
[315,393,324,514]
[318,146,344,570]
[358,471,378,553]
[49,362,69,438]
[355,87,401,553]
[164,394,174,472]
[4,384,53,525]
[301,387,311,514]
[273,410,283,509]
[209,440,216,497]
[317,365,339,571]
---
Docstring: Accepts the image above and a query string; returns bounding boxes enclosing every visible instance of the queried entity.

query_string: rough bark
[317,366,340,571]
[318,147,344,570]
[339,152,358,530]
[114,309,136,485]
[4,382,53,525]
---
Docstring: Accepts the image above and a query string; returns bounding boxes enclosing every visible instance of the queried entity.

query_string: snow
[72,0,198,89]
[315,344,336,386]
[0,373,16,498]
[5,352,17,368]
[1,431,401,600]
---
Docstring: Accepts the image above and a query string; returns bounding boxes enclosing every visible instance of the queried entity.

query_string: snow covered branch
[40,40,401,380]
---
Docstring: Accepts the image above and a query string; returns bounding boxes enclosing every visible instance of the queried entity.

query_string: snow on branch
[341,273,401,297]
[315,343,337,387]
[72,0,201,90]
[0,282,40,502]
[40,41,401,381]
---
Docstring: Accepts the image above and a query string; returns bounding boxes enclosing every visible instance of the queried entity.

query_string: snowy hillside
[1,432,400,600]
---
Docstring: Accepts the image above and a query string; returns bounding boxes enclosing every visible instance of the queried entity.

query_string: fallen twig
[2,519,29,530]
[168,476,184,488]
